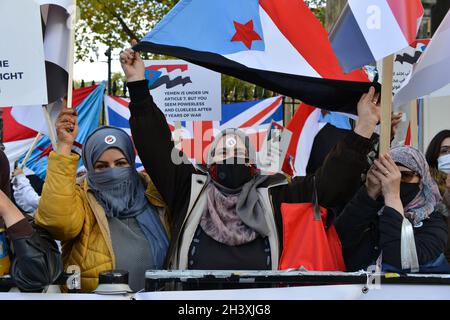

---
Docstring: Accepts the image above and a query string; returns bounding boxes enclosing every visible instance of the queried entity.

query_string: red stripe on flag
[248,131,268,152]
[387,0,424,44]
[259,0,368,82]
[405,122,411,146]
[240,96,283,128]
[72,85,98,109]
[193,121,214,164]
[2,107,38,142]
[110,95,130,108]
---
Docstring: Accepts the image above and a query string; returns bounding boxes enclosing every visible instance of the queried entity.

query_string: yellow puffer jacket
[35,151,170,293]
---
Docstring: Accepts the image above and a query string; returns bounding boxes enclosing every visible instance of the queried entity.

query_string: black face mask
[209,158,254,190]
[399,182,420,207]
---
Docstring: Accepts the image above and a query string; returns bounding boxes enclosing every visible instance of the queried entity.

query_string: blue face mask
[88,167,134,189]
[438,154,450,174]
[87,167,146,218]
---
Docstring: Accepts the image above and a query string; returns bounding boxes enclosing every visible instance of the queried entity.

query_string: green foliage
[76,0,178,61]
[76,0,327,99]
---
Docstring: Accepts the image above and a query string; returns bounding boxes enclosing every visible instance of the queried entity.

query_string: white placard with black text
[144,60,221,121]
[0,0,48,106]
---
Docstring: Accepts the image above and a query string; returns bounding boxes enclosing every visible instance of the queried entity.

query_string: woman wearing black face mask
[336,146,450,273]
[121,45,383,271]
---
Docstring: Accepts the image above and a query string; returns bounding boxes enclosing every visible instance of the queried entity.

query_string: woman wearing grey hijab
[336,148,449,273]
[35,105,169,293]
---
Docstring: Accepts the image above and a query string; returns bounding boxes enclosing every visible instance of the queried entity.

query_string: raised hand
[365,165,382,200]
[354,87,381,139]
[120,40,145,83]
[372,154,403,214]
[55,100,78,156]
[391,112,403,138]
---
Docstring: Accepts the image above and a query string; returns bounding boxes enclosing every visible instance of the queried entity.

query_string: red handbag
[278,179,346,271]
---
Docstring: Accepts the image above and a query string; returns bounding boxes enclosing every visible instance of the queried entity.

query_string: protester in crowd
[120,46,382,271]
[425,130,450,262]
[11,167,41,214]
[35,106,170,293]
[335,146,449,273]
[0,151,62,291]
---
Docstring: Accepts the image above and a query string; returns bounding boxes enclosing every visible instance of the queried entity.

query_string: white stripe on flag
[105,96,131,120]
[394,11,450,106]
[293,108,325,177]
[348,0,409,61]
[3,138,36,174]
[43,5,70,72]
[35,0,74,11]
[223,7,320,78]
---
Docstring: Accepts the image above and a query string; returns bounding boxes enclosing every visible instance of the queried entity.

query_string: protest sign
[144,60,221,121]
[0,0,48,106]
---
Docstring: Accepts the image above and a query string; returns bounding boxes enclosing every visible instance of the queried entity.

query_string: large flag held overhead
[330,0,424,73]
[15,84,104,180]
[105,95,284,165]
[394,10,450,107]
[136,0,374,114]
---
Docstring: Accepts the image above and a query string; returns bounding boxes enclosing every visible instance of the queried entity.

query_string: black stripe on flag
[135,42,380,115]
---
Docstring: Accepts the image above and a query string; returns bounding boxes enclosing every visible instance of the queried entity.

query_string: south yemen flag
[330,0,424,73]
[136,0,376,115]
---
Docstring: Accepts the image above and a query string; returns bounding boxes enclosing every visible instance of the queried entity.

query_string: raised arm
[335,166,384,245]
[12,168,40,213]
[280,87,381,207]
[35,105,85,241]
[120,46,195,216]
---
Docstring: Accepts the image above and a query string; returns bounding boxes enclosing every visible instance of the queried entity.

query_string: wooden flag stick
[42,105,58,148]
[409,99,419,148]
[379,54,395,154]
[66,1,77,109]
[18,132,42,170]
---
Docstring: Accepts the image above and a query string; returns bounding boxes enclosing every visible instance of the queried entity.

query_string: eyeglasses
[400,171,420,183]
[440,146,450,156]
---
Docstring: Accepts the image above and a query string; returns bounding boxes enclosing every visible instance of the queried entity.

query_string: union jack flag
[104,95,284,165]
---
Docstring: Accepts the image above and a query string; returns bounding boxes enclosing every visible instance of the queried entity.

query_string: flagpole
[66,0,77,109]
[379,54,395,154]
[18,132,42,170]
[409,99,418,148]
[42,105,58,148]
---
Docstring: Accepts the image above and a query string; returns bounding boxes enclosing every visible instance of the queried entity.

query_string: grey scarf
[200,175,270,246]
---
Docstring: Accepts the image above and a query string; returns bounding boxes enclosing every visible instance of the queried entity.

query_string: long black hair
[425,130,450,169]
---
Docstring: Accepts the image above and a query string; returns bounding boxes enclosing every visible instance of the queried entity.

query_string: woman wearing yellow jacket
[35,105,170,293]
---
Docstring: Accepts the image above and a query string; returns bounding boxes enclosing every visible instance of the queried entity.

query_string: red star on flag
[231,20,262,49]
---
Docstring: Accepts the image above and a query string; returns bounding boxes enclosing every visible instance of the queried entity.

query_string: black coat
[128,80,374,267]
[335,186,448,271]
[8,216,63,292]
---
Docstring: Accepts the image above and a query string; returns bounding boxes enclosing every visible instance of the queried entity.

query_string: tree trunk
[325,0,347,31]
